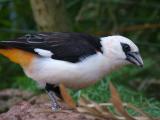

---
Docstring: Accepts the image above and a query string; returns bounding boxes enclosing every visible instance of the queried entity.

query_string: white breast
[24,53,117,89]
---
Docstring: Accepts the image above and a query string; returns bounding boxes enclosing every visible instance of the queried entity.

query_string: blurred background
[0,0,159,117]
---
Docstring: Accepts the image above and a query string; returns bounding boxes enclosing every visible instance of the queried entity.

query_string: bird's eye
[121,43,131,52]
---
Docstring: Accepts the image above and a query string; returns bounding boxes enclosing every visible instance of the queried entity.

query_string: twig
[96,23,160,35]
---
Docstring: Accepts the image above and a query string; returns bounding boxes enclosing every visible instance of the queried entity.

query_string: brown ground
[0,89,159,120]
[0,89,114,120]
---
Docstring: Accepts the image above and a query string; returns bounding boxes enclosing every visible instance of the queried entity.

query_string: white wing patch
[34,48,53,57]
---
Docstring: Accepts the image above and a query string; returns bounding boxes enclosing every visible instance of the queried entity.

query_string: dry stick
[95,23,160,35]
[109,82,136,120]
[59,84,77,109]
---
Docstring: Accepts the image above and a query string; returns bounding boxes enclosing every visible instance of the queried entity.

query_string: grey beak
[126,52,144,67]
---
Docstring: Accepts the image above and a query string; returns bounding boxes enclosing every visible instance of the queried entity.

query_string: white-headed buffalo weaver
[0,32,143,111]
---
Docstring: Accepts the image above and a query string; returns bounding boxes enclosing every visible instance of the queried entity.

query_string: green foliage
[70,79,160,117]
[12,76,38,91]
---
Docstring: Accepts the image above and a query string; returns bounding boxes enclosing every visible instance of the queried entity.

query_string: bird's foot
[46,90,62,112]
[51,102,61,111]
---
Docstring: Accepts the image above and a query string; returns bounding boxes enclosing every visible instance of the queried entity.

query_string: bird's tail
[0,41,8,49]
[0,41,10,55]
[0,41,19,64]
[0,41,34,67]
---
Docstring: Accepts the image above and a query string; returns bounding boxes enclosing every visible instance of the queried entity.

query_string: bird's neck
[104,58,126,74]
[78,52,126,80]
[92,52,127,77]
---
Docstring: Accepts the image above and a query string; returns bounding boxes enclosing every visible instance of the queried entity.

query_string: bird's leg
[59,84,77,109]
[45,83,61,111]
[46,90,61,111]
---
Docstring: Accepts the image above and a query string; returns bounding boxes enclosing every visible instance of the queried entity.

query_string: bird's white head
[100,35,143,67]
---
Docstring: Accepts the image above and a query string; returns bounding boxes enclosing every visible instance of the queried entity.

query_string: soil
[0,89,33,113]
[0,89,114,120]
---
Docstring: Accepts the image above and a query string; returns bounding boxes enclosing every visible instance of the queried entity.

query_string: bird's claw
[51,103,61,111]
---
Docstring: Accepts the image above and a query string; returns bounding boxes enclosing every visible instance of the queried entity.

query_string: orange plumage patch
[0,48,35,67]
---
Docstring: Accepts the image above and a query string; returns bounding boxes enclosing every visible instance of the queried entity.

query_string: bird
[0,32,143,111]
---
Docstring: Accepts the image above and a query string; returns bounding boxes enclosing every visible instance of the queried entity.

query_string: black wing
[0,32,102,63]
